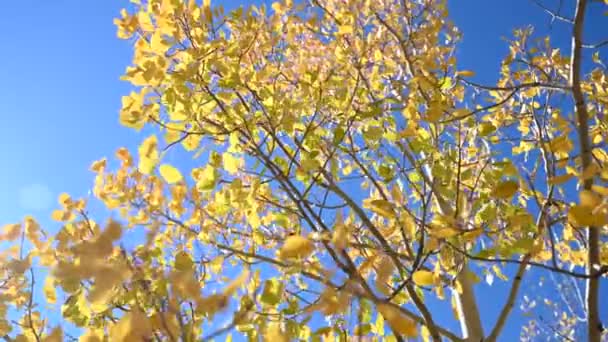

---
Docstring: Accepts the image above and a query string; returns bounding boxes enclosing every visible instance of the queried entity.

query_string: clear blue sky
[0,0,605,340]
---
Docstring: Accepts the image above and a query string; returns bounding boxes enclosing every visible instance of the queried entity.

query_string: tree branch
[582,39,608,49]
[485,256,531,342]
[570,1,603,340]
[531,0,574,23]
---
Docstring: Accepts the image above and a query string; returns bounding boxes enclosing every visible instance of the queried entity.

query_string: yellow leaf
[44,276,57,304]
[568,205,595,227]
[150,313,179,339]
[279,235,314,259]
[79,329,103,342]
[548,173,574,185]
[0,320,10,336]
[456,70,475,77]
[1,223,21,241]
[412,270,436,287]
[331,223,349,250]
[58,193,71,206]
[14,335,28,342]
[170,269,201,299]
[375,256,394,295]
[192,165,218,191]
[42,326,62,342]
[580,190,601,209]
[265,322,288,342]
[431,227,460,238]
[452,108,470,119]
[462,228,483,241]
[421,325,431,342]
[109,308,152,342]
[137,12,155,32]
[492,265,508,281]
[549,135,573,154]
[493,180,519,199]
[377,304,417,338]
[271,1,284,14]
[150,31,168,55]
[451,296,460,320]
[581,163,599,180]
[159,164,183,184]
[338,24,353,35]
[103,220,123,241]
[203,0,213,22]
[223,153,241,175]
[425,104,444,122]
[51,210,74,222]
[90,158,107,172]
[8,258,31,274]
[592,185,608,197]
[89,276,120,312]
[358,255,379,276]
[363,199,395,218]
[174,251,194,271]
[115,147,132,165]
[138,135,159,175]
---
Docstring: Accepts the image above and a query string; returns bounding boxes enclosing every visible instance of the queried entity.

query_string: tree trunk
[570,1,602,341]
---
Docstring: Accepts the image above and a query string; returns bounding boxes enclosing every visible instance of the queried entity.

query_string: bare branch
[531,0,574,24]
[582,39,608,49]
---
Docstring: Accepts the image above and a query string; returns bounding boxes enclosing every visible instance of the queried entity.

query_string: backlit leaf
[412,270,436,287]
[377,304,417,338]
[159,164,183,184]
[279,235,315,259]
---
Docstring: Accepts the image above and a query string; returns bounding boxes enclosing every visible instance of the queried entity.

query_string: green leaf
[493,180,519,199]
[333,126,346,146]
[363,126,384,142]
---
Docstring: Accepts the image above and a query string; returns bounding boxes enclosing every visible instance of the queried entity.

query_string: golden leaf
[548,174,574,185]
[431,227,460,238]
[103,220,122,241]
[580,190,601,209]
[109,308,152,342]
[412,270,436,287]
[456,70,475,77]
[377,304,417,337]
[1,223,21,241]
[279,235,315,259]
[493,180,519,199]
[363,199,396,218]
[568,205,596,227]
[44,276,57,304]
[42,326,63,342]
[338,24,353,35]
[265,322,289,342]
[159,164,183,184]
[223,153,241,174]
[581,163,599,180]
[331,223,349,250]
[138,135,159,175]
[592,185,608,197]
[90,158,107,172]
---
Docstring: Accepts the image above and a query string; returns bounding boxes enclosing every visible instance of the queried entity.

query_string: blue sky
[0,0,606,340]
